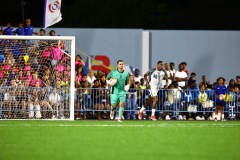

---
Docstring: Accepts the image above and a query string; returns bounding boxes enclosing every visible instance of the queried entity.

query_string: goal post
[0,35,75,120]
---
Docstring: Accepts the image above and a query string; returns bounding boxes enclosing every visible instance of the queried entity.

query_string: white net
[0,36,75,120]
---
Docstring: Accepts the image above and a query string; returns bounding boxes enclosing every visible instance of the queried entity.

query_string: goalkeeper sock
[110,106,114,112]
[119,107,124,118]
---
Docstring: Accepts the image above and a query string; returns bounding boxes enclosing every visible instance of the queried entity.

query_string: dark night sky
[1,0,240,30]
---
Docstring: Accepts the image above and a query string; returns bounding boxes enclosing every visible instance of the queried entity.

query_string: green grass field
[0,120,240,160]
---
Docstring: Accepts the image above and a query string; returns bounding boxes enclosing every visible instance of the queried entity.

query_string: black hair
[40,28,45,33]
[157,61,163,65]
[117,60,124,64]
[135,81,140,85]
[49,30,55,35]
[93,79,99,83]
[191,72,196,76]
[181,62,187,65]
[190,79,196,84]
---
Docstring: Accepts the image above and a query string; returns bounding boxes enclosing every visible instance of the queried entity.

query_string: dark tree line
[1,0,240,30]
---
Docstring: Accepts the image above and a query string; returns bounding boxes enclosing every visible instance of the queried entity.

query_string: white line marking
[0,123,240,127]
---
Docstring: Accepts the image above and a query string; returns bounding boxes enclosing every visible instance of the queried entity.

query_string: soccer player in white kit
[138,61,168,120]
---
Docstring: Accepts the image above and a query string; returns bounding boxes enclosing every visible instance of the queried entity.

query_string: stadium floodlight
[0,35,75,120]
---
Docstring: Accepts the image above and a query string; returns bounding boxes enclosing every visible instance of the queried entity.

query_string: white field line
[0,123,240,127]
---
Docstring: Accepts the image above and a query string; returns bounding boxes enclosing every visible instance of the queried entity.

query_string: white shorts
[149,85,159,97]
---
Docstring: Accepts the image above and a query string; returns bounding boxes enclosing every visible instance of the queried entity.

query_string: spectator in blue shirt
[14,23,25,35]
[3,23,14,35]
[24,19,38,36]
[214,77,228,121]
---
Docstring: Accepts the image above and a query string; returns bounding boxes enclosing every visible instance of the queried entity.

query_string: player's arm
[214,86,219,99]
[106,71,112,81]
[163,69,169,88]
[124,73,130,91]
[175,76,182,82]
[144,71,150,88]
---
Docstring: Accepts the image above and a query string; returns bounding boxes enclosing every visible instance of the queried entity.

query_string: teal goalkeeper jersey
[107,69,130,94]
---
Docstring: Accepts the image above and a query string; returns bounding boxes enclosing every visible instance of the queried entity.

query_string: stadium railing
[1,87,239,120]
[74,88,240,120]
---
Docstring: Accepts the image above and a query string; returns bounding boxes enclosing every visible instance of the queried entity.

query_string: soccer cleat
[222,118,227,121]
[118,119,123,122]
[178,115,183,120]
[150,115,157,121]
[110,110,115,120]
[138,110,143,120]
[196,116,202,120]
[165,115,171,120]
[118,117,123,122]
[214,118,218,121]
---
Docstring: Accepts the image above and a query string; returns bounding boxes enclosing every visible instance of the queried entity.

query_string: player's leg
[220,105,225,121]
[110,94,118,119]
[118,94,127,122]
[138,96,152,120]
[105,103,111,119]
[150,96,158,121]
[214,105,219,121]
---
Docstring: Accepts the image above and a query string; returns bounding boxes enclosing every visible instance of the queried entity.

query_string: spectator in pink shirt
[12,63,19,72]
[25,70,33,82]
[30,72,42,87]
[62,53,70,63]
[66,64,71,79]
[0,65,4,78]
[3,59,12,71]
[23,62,31,73]
[41,46,51,60]
[55,61,65,73]
[75,55,85,68]
[76,66,84,82]
[18,70,25,81]
[51,44,63,66]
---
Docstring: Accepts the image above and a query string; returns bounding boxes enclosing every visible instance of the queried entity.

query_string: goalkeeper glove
[124,84,130,92]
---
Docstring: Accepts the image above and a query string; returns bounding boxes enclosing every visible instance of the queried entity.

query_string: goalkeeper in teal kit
[106,60,130,122]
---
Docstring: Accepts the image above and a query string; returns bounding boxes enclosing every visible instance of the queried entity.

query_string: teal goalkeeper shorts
[110,94,126,105]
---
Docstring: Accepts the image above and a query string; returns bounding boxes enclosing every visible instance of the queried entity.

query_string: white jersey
[146,68,168,88]
[162,70,173,88]
[134,76,143,83]
[175,70,188,87]
[49,93,61,104]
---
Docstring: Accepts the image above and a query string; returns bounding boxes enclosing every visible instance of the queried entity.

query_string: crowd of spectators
[74,61,240,121]
[0,19,71,119]
[1,19,240,120]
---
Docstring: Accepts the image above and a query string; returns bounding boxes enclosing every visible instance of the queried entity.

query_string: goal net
[0,35,75,120]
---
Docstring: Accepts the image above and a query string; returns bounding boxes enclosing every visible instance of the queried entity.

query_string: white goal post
[0,35,75,120]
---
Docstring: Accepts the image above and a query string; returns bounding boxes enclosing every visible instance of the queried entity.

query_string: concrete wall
[36,28,240,83]
[150,30,240,83]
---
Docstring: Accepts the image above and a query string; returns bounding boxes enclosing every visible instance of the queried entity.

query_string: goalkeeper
[106,60,130,122]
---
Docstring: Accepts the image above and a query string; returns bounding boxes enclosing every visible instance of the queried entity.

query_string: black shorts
[216,101,225,107]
